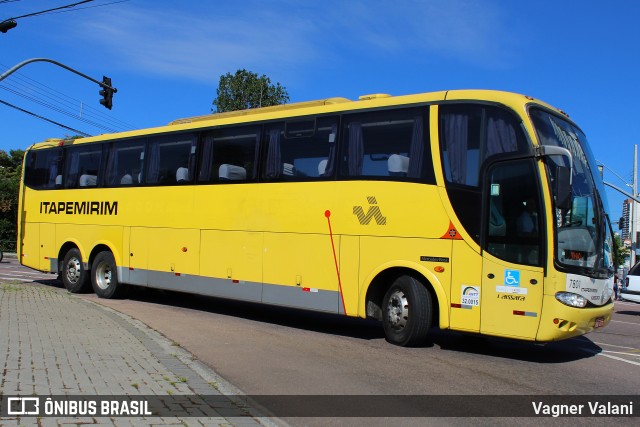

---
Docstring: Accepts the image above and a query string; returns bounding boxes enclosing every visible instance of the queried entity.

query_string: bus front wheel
[91,251,126,299]
[61,248,89,293]
[382,275,432,347]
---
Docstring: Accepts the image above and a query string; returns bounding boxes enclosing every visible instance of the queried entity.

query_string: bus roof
[27,89,566,150]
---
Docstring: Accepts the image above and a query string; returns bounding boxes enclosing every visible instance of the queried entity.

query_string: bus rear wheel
[382,275,432,347]
[91,251,126,299]
[61,248,89,293]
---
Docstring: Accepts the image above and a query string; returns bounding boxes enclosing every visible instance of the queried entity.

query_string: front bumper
[536,294,614,342]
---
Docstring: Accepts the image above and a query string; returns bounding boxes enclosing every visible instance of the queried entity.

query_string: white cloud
[74,0,518,82]
[319,0,516,65]
[77,2,318,82]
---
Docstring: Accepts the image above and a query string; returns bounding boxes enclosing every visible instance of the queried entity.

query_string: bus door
[480,159,545,340]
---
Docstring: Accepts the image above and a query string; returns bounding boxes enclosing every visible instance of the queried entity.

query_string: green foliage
[212,69,289,113]
[613,233,629,268]
[0,149,24,251]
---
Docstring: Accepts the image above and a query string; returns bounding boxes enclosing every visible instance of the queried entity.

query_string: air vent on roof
[358,93,391,100]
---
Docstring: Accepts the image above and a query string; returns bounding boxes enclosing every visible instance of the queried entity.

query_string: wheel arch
[361,262,449,329]
[57,240,83,273]
[88,243,120,272]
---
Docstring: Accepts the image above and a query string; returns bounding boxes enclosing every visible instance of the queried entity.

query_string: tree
[212,69,289,113]
[613,233,629,269]
[0,149,25,251]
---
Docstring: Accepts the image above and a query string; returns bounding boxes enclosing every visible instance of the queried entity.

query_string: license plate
[594,317,605,328]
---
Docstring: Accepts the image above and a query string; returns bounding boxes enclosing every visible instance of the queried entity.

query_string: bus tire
[91,251,125,299]
[382,275,432,347]
[61,248,89,293]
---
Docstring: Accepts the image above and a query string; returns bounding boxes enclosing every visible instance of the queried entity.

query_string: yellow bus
[18,90,615,346]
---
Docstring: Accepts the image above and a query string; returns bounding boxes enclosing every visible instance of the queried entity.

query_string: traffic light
[99,76,114,110]
[619,217,626,230]
[0,20,17,33]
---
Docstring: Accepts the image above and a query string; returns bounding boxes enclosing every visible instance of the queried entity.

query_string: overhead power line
[0,62,136,131]
[1,1,130,33]
[1,83,118,132]
[0,98,91,137]
[0,61,136,134]
[0,59,137,137]
[43,0,130,16]
[1,0,94,24]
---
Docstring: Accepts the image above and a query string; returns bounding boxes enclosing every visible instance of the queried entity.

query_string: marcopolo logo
[353,196,387,225]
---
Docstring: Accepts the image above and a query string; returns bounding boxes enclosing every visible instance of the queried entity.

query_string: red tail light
[625,277,629,288]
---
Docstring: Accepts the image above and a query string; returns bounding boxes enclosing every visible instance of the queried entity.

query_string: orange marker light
[434,266,445,273]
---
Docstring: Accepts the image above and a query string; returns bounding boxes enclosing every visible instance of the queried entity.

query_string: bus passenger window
[24,147,63,190]
[198,126,260,183]
[341,107,433,182]
[145,135,195,185]
[262,117,338,180]
[65,145,103,188]
[439,103,529,245]
[105,139,145,187]
[440,104,529,188]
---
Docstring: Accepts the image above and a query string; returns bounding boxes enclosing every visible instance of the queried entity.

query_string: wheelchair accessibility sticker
[504,270,520,287]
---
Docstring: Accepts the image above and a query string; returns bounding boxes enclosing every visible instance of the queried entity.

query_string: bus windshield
[529,108,612,277]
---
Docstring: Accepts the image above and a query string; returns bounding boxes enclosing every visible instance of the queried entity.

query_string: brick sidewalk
[0,281,279,426]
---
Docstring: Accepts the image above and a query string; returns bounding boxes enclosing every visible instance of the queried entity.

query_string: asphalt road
[2,255,638,425]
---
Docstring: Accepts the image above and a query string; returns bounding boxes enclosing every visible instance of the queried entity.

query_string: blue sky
[1,0,639,220]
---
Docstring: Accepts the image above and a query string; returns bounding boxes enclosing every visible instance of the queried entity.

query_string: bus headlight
[555,292,588,308]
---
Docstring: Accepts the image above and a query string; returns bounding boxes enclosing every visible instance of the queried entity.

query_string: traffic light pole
[603,181,640,204]
[605,146,640,267]
[0,58,116,105]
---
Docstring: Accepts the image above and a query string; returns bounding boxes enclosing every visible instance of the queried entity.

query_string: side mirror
[535,145,573,210]
[555,165,572,210]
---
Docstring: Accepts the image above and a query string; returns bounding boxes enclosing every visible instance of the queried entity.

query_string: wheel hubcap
[65,257,81,284]
[95,261,112,290]
[386,290,409,329]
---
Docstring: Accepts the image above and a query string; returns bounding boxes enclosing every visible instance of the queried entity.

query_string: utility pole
[633,145,638,266]
[601,146,640,268]
[0,58,117,109]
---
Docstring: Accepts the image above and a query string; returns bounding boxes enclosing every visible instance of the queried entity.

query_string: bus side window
[439,103,529,245]
[24,148,63,190]
[341,107,433,182]
[440,104,528,187]
[145,135,195,185]
[104,139,145,187]
[263,117,338,180]
[64,144,104,188]
[198,126,260,183]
